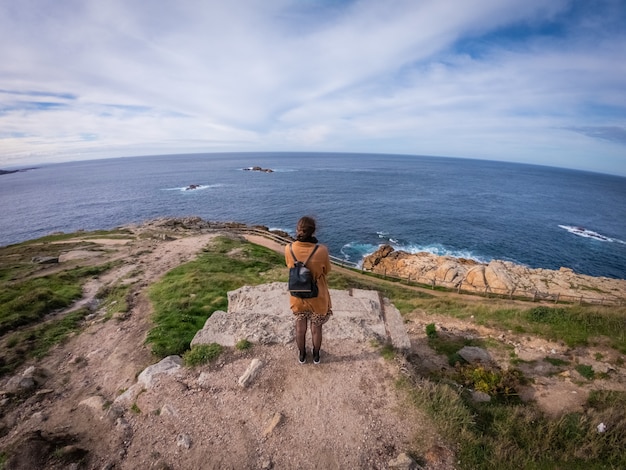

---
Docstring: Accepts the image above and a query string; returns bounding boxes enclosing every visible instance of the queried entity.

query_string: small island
[0,167,37,176]
[243,166,274,173]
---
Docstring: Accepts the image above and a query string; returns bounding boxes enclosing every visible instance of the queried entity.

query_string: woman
[285,216,332,364]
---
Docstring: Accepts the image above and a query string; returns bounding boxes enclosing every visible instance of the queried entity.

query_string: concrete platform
[191,282,410,351]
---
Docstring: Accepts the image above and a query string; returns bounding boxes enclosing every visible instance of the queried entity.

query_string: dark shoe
[313,349,320,364]
[299,349,306,364]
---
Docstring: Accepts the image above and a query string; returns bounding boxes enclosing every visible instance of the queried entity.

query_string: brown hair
[296,216,316,241]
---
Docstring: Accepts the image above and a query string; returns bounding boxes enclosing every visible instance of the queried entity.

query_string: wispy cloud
[0,0,625,175]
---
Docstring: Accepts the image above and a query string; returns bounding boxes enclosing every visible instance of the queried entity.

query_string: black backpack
[288,244,319,298]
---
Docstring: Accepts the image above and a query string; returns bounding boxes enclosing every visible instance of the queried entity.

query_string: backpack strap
[289,244,299,264]
[303,244,319,266]
[289,243,319,266]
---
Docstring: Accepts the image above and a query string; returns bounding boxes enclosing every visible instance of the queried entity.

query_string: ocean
[1,152,625,279]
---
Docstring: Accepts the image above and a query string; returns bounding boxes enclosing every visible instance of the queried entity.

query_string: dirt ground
[1,225,625,469]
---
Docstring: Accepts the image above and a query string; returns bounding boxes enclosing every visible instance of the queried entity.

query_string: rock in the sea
[243,166,274,173]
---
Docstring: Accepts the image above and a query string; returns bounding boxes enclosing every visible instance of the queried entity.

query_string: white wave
[399,243,489,263]
[269,226,293,235]
[558,225,617,243]
[341,240,490,267]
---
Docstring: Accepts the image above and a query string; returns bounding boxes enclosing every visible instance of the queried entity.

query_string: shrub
[425,323,437,339]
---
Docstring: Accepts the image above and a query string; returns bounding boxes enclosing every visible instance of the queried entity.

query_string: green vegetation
[403,299,626,354]
[1,308,91,376]
[427,331,482,367]
[405,313,626,468]
[0,229,135,376]
[455,365,524,399]
[0,265,108,336]
[96,282,132,320]
[405,374,626,469]
[545,356,570,367]
[379,342,396,361]
[183,343,224,366]
[575,364,595,380]
[236,339,253,350]
[146,236,285,357]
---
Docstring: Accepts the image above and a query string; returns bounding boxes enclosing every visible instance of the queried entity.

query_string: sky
[1,0,625,175]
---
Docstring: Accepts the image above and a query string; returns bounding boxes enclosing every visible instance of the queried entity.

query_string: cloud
[568,126,626,145]
[0,0,625,175]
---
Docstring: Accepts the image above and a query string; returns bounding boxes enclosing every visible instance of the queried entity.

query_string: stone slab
[191,282,405,348]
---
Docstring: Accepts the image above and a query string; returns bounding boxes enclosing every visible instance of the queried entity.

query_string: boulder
[362,244,395,270]
[137,355,183,388]
[457,346,493,365]
[484,260,516,292]
[31,256,58,264]
[464,265,487,289]
[435,259,465,285]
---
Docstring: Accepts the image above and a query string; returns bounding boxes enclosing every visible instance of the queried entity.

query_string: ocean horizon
[1,152,625,280]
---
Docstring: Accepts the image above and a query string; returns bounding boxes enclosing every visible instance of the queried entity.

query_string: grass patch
[427,333,482,367]
[183,343,223,366]
[0,308,90,376]
[96,282,132,320]
[524,306,626,352]
[236,339,253,351]
[147,236,285,357]
[405,298,626,354]
[403,378,626,469]
[379,343,396,361]
[575,364,595,380]
[0,264,112,336]
[425,323,437,339]
[545,357,570,367]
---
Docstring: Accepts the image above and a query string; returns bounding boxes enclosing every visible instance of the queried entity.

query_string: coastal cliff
[363,244,626,304]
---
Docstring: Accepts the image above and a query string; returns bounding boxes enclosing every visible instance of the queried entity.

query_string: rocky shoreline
[27,216,626,305]
[131,218,626,305]
[363,244,626,304]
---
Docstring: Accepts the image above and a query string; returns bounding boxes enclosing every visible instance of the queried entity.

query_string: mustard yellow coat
[285,241,332,315]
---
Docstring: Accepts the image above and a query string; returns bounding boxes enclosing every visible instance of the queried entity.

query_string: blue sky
[1,0,625,175]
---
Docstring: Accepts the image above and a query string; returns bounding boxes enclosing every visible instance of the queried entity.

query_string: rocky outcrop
[243,166,274,173]
[363,245,626,303]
